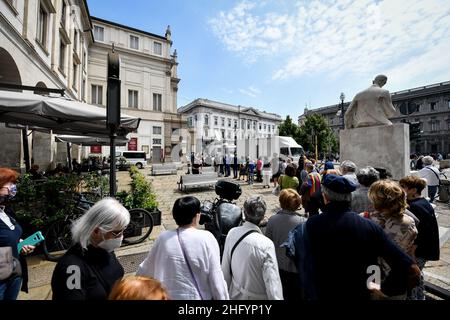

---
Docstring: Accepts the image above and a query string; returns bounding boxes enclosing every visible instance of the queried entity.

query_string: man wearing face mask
[0,168,35,300]
[51,198,130,300]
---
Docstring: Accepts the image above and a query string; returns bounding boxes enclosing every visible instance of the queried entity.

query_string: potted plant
[116,166,161,225]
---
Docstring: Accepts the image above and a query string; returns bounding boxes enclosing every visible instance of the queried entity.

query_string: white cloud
[239,85,261,97]
[209,0,450,81]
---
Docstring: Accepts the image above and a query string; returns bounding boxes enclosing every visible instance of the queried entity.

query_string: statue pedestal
[340,123,410,181]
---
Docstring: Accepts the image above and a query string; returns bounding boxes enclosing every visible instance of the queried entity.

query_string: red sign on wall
[90,145,102,153]
[128,138,138,151]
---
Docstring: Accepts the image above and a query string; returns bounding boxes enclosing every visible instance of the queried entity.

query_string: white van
[116,151,147,169]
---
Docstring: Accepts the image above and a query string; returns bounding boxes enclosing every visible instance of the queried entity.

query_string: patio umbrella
[0,90,140,196]
[55,135,129,146]
[0,90,140,137]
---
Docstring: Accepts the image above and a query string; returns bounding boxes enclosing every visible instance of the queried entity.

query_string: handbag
[0,246,22,281]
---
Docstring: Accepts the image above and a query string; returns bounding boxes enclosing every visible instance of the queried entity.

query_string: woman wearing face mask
[0,168,35,300]
[51,197,130,300]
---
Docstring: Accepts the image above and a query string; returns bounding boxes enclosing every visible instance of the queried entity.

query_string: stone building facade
[0,0,92,170]
[88,17,184,163]
[178,98,282,155]
[299,81,450,157]
[0,1,184,170]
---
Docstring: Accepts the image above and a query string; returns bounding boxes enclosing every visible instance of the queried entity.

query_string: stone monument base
[340,123,410,181]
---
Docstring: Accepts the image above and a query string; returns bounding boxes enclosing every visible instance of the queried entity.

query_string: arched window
[205,114,209,125]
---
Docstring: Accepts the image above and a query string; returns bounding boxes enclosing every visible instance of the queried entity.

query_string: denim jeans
[0,276,22,300]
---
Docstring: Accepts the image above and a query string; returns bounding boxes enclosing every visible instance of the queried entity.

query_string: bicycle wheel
[122,208,154,245]
[42,220,72,262]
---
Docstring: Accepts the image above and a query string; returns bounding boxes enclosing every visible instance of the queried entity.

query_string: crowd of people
[0,153,443,300]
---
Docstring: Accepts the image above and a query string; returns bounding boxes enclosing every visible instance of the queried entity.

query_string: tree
[278,115,299,138]
[297,113,338,158]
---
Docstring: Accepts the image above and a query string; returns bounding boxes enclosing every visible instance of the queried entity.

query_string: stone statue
[344,74,396,129]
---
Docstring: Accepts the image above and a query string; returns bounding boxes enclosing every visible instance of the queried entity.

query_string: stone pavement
[18,166,450,299]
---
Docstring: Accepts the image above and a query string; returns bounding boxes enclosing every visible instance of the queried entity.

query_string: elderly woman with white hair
[351,166,380,213]
[418,156,440,203]
[51,198,130,300]
[221,195,283,300]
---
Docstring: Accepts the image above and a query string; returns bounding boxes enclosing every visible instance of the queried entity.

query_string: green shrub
[118,166,158,210]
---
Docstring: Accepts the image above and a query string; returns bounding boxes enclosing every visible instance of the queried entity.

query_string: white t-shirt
[137,227,229,300]
[419,165,440,187]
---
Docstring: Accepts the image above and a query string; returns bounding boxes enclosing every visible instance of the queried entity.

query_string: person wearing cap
[221,195,283,300]
[283,174,420,300]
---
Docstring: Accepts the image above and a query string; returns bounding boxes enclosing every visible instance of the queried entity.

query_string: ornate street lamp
[340,92,345,129]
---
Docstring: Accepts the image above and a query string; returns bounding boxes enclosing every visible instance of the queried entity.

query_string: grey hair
[243,195,267,225]
[356,166,380,187]
[341,160,357,173]
[422,156,434,166]
[322,185,352,202]
[71,197,130,249]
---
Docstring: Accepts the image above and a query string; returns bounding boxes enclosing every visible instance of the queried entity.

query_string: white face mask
[98,235,123,252]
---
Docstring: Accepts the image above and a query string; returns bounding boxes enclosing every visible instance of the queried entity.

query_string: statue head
[373,74,387,87]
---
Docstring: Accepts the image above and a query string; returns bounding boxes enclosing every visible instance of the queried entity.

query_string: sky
[87,0,450,121]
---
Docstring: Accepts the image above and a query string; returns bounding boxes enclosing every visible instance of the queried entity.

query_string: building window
[153,93,162,111]
[59,41,66,74]
[153,139,162,145]
[187,117,192,127]
[81,78,86,101]
[204,129,208,137]
[153,126,162,135]
[228,119,231,127]
[128,90,139,108]
[204,115,209,125]
[241,119,245,130]
[272,125,275,132]
[253,122,256,130]
[221,117,225,127]
[221,130,225,139]
[247,121,250,130]
[72,63,78,91]
[154,42,162,55]
[431,120,439,132]
[234,120,238,129]
[73,29,78,53]
[259,123,262,130]
[268,125,271,132]
[93,25,104,42]
[194,115,198,122]
[430,101,436,111]
[214,116,218,126]
[37,4,48,47]
[130,35,139,50]
[227,131,231,139]
[91,85,103,105]
[60,1,66,27]
[264,124,267,130]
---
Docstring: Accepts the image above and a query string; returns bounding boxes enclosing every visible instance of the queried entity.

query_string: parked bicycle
[42,192,154,261]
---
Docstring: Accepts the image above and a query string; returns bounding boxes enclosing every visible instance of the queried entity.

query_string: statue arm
[382,92,396,118]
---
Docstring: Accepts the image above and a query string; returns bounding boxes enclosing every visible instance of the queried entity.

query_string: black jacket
[303,201,414,299]
[51,243,124,300]
[408,198,440,261]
